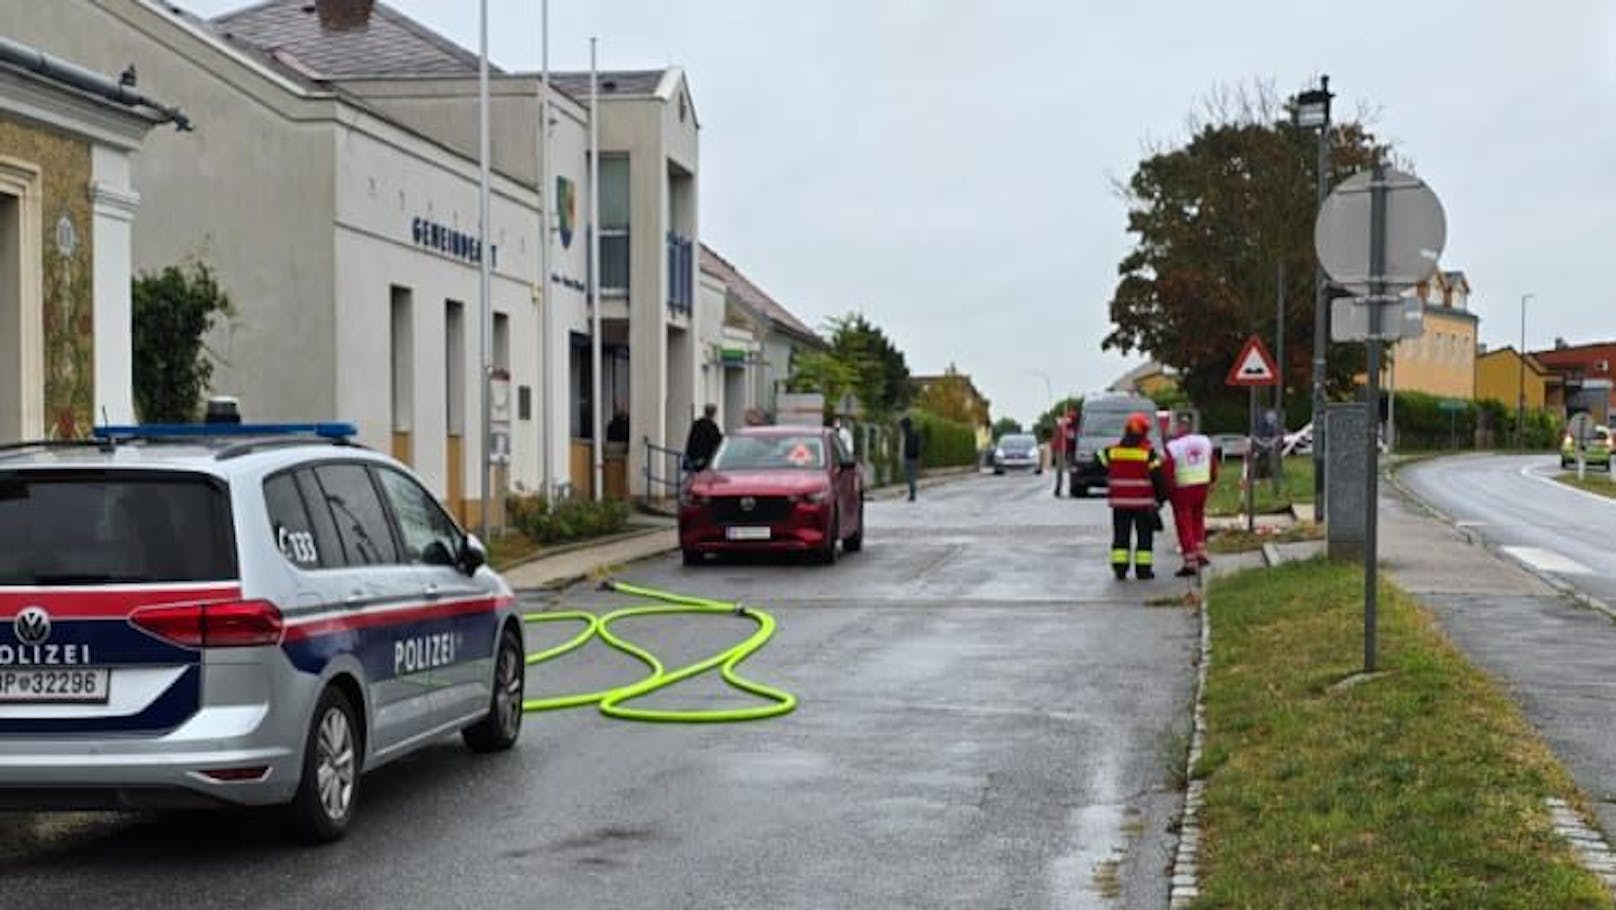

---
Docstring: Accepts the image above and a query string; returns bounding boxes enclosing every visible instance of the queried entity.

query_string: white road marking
[1499,545,1594,576]
[1520,463,1616,509]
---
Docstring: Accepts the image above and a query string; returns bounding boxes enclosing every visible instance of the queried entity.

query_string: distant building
[1109,361,1178,400]
[1530,339,1616,423]
[1389,270,1478,400]
[914,367,992,448]
[697,244,825,427]
[1476,347,1551,411]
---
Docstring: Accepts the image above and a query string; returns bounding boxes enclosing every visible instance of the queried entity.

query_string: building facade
[0,33,179,443]
[1389,270,1478,400]
[15,0,728,518]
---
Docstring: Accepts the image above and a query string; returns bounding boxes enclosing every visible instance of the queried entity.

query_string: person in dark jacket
[683,404,723,472]
[899,415,922,501]
[1096,412,1169,580]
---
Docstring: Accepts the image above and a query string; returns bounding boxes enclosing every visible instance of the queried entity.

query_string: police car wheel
[287,686,362,844]
[464,627,525,753]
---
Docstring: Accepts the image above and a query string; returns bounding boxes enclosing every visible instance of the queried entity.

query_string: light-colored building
[0,33,182,442]
[1389,270,1478,400]
[697,244,825,428]
[15,0,722,517]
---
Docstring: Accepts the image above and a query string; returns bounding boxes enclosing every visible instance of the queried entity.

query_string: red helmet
[1125,412,1151,436]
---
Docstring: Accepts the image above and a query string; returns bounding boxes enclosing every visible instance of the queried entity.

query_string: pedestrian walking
[1052,408,1076,497]
[899,415,922,501]
[833,416,855,457]
[1163,416,1216,577]
[683,403,723,473]
[1097,412,1168,580]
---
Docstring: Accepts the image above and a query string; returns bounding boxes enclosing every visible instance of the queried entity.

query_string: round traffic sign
[1314,167,1446,295]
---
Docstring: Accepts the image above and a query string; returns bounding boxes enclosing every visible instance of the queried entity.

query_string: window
[494,311,510,372]
[311,464,400,566]
[265,473,325,569]
[600,156,629,293]
[445,300,465,434]
[390,286,413,432]
[713,435,826,471]
[375,467,461,565]
[293,470,347,568]
[0,470,236,584]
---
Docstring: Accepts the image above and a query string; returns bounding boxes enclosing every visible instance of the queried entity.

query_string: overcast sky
[184,1,1616,426]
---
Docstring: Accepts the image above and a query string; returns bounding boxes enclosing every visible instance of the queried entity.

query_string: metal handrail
[642,435,685,506]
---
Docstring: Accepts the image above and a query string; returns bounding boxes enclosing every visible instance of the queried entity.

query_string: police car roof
[0,424,369,473]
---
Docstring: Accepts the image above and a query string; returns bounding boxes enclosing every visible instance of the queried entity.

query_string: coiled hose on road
[521,580,796,723]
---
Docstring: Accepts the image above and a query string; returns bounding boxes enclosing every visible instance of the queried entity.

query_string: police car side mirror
[459,534,488,575]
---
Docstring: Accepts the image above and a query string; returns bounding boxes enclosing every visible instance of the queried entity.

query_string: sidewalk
[501,526,678,591]
[1380,483,1616,837]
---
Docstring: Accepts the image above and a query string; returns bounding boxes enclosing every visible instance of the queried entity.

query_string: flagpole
[588,38,604,502]
[477,0,493,539]
[537,0,552,503]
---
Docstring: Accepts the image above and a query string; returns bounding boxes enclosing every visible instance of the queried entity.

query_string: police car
[0,419,525,842]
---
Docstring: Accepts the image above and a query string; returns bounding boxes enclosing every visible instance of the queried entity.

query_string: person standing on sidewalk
[1163,416,1216,577]
[683,404,723,473]
[1098,412,1168,580]
[899,415,922,501]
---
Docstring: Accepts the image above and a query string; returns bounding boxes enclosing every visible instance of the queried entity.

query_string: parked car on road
[992,433,1041,474]
[679,425,864,565]
[1562,425,1613,470]
[1211,433,1249,462]
[0,419,522,844]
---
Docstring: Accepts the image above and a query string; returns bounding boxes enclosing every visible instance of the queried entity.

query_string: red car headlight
[794,489,831,505]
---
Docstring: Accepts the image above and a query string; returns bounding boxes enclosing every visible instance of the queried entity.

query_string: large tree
[1106,85,1388,430]
[916,363,989,429]
[787,312,913,419]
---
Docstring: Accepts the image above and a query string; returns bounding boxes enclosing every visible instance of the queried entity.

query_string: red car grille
[710,495,792,523]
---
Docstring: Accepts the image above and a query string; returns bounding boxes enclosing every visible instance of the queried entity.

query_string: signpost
[1439,398,1466,451]
[1569,411,1596,481]
[1315,165,1447,673]
[1227,335,1281,534]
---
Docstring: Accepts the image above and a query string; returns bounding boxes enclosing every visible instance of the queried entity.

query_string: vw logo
[740,496,756,512]
[14,606,50,646]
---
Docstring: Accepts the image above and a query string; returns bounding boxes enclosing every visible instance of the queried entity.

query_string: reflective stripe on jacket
[1098,443,1161,509]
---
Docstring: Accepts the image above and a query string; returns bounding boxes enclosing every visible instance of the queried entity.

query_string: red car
[679,425,865,565]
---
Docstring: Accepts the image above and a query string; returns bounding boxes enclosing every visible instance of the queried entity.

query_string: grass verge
[1555,471,1616,500]
[1207,455,1315,518]
[1204,523,1324,555]
[1195,559,1607,908]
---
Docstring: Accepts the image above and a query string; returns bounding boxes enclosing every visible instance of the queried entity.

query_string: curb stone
[1169,573,1212,908]
[493,523,674,574]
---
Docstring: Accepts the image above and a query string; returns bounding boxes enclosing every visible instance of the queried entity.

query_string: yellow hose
[520,579,796,722]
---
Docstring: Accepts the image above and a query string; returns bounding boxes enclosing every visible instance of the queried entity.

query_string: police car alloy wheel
[463,628,524,753]
[289,686,362,843]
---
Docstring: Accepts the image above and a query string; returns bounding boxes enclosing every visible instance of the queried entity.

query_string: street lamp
[1518,293,1534,449]
[1293,75,1332,520]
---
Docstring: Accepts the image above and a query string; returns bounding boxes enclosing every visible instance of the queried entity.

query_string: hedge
[507,494,629,545]
[1391,391,1559,451]
[900,410,979,469]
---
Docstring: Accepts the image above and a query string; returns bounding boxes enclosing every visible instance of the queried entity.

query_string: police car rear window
[0,470,237,585]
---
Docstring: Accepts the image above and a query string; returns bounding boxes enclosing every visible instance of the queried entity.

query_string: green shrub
[899,410,979,470]
[505,494,629,545]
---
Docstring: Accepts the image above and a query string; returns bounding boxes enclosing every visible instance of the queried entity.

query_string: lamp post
[1294,75,1332,520]
[1518,293,1534,449]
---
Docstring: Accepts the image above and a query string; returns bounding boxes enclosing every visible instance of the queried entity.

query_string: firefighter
[1163,415,1216,577]
[1097,412,1168,580]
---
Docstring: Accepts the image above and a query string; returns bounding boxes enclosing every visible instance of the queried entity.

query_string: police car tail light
[130,599,284,648]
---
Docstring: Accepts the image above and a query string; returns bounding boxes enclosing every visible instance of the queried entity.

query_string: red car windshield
[712,435,826,471]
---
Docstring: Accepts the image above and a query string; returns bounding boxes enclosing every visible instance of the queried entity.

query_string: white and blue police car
[0,419,525,842]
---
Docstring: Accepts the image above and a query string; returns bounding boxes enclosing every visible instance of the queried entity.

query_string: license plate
[726,526,772,541]
[0,668,111,704]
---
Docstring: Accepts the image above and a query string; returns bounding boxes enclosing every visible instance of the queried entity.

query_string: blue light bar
[93,423,358,440]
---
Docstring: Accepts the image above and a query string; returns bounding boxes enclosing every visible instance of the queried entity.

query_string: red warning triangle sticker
[1225,335,1280,387]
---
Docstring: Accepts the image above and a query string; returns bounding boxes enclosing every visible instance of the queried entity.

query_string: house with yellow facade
[1476,346,1549,410]
[1388,270,1478,399]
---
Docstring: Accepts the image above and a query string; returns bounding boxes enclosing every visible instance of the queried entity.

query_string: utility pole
[476,0,492,540]
[1308,76,1332,521]
[1517,293,1534,449]
[537,0,552,502]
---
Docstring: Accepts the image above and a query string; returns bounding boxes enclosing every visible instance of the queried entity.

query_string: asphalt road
[1399,453,1616,607]
[0,472,1198,910]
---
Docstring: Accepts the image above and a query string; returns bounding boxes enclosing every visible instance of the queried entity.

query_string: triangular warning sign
[1225,335,1280,387]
